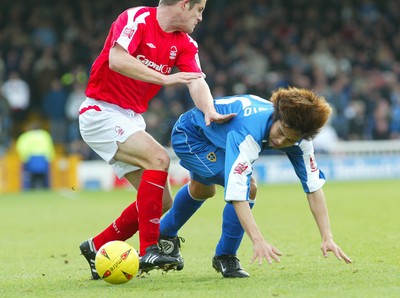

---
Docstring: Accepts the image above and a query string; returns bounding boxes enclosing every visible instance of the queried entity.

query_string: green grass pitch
[1,180,399,298]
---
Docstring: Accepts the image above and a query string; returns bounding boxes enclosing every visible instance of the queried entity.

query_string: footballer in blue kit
[159,87,352,278]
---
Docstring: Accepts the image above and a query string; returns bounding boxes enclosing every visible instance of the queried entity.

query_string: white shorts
[79,97,145,178]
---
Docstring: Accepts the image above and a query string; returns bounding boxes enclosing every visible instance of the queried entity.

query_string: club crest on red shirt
[169,46,177,59]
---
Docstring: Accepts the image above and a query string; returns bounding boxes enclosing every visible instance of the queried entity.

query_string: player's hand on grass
[321,239,352,264]
[250,240,282,266]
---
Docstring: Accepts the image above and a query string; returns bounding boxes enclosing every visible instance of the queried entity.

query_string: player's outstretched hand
[250,240,282,266]
[163,72,203,85]
[204,110,236,126]
[321,239,352,264]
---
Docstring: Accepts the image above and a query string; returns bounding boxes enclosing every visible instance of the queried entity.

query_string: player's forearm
[109,45,165,85]
[110,57,165,84]
[188,78,216,114]
[232,201,264,243]
[307,189,333,241]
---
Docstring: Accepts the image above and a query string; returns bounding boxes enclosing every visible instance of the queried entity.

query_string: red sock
[137,169,168,255]
[92,200,139,251]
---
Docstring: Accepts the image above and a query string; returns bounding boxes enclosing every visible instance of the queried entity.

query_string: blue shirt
[171,94,326,202]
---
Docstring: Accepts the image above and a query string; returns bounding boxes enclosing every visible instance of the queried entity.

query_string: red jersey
[86,6,203,113]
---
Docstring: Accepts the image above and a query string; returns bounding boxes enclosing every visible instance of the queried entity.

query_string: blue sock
[215,200,255,256]
[160,183,204,237]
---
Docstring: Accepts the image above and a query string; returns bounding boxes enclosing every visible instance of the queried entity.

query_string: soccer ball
[95,241,139,284]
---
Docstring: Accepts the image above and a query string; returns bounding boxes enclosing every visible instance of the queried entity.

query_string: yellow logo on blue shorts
[207,152,217,162]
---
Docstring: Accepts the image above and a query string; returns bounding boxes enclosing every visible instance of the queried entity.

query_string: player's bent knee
[156,152,171,169]
[189,182,216,200]
[144,150,171,171]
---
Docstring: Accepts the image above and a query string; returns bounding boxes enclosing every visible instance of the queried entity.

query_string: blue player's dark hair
[271,87,332,140]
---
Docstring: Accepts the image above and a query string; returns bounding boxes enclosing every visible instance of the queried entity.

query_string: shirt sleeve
[286,140,326,193]
[113,8,149,54]
[224,132,261,202]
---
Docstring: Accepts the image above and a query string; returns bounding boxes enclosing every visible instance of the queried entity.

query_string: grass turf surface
[1,180,399,297]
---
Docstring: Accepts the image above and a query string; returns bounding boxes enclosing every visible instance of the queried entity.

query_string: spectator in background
[142,97,170,146]
[0,95,12,155]
[16,122,56,189]
[1,70,30,138]
[3,49,21,75]
[313,117,339,154]
[346,100,368,140]
[0,50,5,83]
[42,78,68,145]
[30,19,57,49]
[32,48,59,106]
[389,89,400,139]
[371,98,391,140]
[65,82,86,142]
[62,64,89,156]
[327,75,352,140]
[65,82,95,160]
[387,81,400,139]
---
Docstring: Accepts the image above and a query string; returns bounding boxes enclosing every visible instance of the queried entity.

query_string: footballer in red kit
[79,0,235,280]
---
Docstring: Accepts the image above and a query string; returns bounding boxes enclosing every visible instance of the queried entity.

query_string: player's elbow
[108,46,126,73]
[109,57,122,73]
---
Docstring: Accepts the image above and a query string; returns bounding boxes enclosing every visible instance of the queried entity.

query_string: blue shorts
[171,114,225,186]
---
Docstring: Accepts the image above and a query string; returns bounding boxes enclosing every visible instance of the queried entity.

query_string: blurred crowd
[1,0,400,159]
